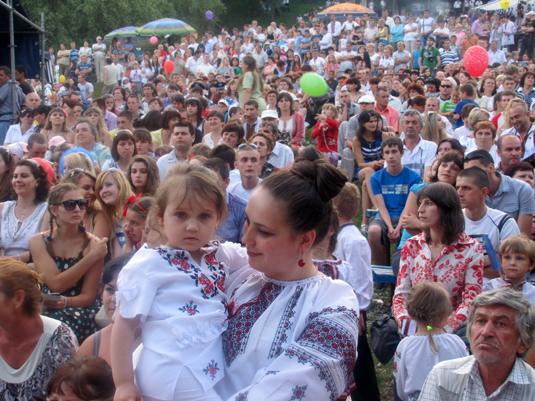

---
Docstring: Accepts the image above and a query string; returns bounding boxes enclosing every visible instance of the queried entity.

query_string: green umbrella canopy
[135,18,196,37]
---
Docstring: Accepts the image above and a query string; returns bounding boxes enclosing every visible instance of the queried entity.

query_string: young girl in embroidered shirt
[311,104,339,167]
[111,163,247,401]
[394,282,468,401]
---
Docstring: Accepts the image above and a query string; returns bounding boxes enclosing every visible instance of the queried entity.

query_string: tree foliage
[22,0,224,47]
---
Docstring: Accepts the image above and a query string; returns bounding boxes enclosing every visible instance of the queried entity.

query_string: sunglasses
[440,84,452,88]
[53,199,89,211]
[237,143,258,150]
[464,152,494,164]
[68,168,86,178]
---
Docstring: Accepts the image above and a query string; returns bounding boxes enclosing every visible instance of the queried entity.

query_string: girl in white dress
[394,282,469,401]
[112,163,248,401]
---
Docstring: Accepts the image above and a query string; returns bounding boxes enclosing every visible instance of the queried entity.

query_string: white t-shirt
[227,178,262,201]
[78,82,94,101]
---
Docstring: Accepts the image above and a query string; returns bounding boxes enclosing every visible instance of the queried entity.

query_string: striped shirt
[440,50,459,66]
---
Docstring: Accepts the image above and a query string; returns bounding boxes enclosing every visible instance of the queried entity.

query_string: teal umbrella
[135,18,196,37]
[104,26,137,39]
[104,27,154,46]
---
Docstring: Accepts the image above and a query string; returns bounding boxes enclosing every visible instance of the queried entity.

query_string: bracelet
[63,296,68,309]
[17,254,21,262]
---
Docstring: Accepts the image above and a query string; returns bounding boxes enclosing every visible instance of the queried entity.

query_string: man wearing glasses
[438,79,453,106]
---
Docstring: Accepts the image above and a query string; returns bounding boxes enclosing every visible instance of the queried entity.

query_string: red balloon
[464,46,489,78]
[164,60,175,74]
[32,158,54,182]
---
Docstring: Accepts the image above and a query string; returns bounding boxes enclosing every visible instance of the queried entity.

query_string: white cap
[358,95,376,104]
[528,11,535,16]
[261,110,279,119]
[218,99,229,107]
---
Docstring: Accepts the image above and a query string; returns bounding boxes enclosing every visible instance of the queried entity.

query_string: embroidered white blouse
[116,242,248,400]
[216,272,360,401]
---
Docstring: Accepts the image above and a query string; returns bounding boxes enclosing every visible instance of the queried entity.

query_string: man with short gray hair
[419,288,535,400]
[400,110,437,178]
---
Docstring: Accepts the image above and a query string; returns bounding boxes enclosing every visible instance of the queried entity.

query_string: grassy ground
[93,82,104,99]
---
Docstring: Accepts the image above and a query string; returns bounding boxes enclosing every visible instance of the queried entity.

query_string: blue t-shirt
[453,99,478,128]
[397,183,429,249]
[412,50,421,69]
[370,167,422,218]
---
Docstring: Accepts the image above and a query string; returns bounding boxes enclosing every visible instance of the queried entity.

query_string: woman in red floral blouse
[393,182,484,336]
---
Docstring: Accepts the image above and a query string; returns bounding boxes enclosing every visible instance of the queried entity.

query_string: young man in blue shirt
[369,136,422,266]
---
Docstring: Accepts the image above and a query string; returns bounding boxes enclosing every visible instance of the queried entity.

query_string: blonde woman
[95,169,134,259]
[460,108,491,151]
[83,107,113,148]
[421,113,448,144]
[62,151,97,177]
[40,107,75,144]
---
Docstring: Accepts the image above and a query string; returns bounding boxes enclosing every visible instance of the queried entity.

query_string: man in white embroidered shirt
[419,288,535,401]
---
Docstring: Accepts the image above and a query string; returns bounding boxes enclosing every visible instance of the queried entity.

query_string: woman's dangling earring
[298,254,305,267]
[78,222,86,233]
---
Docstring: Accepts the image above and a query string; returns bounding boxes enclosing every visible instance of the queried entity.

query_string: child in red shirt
[311,104,339,166]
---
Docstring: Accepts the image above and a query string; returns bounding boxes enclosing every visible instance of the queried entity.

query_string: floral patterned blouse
[393,232,484,333]
[0,316,78,401]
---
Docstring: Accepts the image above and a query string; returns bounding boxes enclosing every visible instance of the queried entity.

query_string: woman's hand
[373,160,384,170]
[89,236,108,260]
[44,296,66,310]
[400,212,420,231]
[114,382,142,401]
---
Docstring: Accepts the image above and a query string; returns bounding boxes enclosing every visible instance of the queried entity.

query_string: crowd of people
[3,1,535,400]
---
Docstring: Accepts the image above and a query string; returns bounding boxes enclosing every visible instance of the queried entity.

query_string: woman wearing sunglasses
[62,168,111,241]
[0,159,50,261]
[29,183,108,343]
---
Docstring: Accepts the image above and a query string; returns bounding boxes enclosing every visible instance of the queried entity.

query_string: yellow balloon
[501,0,509,9]
[59,75,65,83]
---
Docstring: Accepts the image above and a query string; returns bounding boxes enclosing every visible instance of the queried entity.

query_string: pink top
[393,232,484,333]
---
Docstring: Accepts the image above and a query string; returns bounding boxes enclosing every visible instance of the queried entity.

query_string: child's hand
[500,283,513,289]
[114,382,142,401]
[315,114,327,122]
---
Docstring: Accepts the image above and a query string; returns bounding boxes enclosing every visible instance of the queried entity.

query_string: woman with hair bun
[216,158,361,400]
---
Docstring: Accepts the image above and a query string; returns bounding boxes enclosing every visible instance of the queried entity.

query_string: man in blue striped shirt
[439,39,459,67]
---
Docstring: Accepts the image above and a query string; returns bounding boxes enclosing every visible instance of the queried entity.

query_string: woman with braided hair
[29,183,108,343]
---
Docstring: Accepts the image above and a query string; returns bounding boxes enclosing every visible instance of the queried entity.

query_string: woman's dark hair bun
[292,147,346,203]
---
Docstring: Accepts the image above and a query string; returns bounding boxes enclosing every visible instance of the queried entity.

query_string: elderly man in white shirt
[259,120,294,168]
[377,81,403,112]
[488,40,507,66]
[419,289,535,401]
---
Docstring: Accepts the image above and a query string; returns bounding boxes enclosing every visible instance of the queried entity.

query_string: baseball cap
[528,11,535,16]
[261,110,279,119]
[358,95,376,104]
[218,99,229,107]
[48,136,66,148]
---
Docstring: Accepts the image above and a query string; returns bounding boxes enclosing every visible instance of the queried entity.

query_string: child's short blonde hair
[499,235,535,270]
[333,182,361,220]
[322,103,339,120]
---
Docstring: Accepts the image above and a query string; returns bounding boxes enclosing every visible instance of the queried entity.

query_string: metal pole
[41,12,46,84]
[8,0,17,123]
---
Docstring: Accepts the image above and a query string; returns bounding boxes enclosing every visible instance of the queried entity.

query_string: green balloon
[300,72,328,98]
